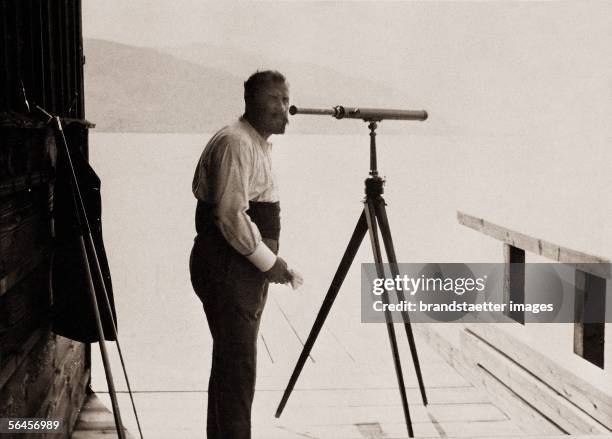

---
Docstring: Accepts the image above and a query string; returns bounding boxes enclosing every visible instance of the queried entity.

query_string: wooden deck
[72,393,133,439]
[79,154,612,438]
[81,279,612,438]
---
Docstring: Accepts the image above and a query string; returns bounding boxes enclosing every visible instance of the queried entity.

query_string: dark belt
[195,201,280,240]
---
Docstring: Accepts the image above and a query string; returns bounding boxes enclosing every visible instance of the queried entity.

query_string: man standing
[190,70,298,439]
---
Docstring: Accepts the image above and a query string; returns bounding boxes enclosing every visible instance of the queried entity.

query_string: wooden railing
[457,211,610,369]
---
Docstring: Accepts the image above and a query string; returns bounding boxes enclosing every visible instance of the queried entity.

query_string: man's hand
[264,257,293,284]
[289,269,304,290]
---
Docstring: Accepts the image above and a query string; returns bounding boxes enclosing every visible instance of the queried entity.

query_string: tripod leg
[374,198,428,406]
[53,116,126,439]
[365,199,414,438]
[275,211,369,418]
[77,235,127,439]
[85,232,144,439]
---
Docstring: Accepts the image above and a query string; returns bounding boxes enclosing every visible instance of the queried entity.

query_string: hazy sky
[83,1,612,136]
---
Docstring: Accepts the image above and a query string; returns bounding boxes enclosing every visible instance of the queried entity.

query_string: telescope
[277,104,431,438]
[289,105,428,122]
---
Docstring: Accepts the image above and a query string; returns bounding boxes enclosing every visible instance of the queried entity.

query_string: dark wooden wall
[1,0,85,119]
[1,1,91,437]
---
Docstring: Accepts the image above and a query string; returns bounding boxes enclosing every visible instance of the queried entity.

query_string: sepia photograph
[1,1,611,438]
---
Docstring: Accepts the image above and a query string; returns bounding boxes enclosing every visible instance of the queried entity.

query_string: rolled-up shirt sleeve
[212,139,276,271]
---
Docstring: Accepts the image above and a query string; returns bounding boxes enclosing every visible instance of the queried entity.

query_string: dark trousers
[190,233,277,439]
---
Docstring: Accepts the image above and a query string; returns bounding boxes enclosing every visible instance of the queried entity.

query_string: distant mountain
[84,39,244,132]
[164,42,413,107]
[84,39,443,134]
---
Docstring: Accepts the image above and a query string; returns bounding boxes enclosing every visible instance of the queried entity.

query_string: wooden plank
[411,323,561,435]
[0,259,49,326]
[457,211,610,279]
[272,292,356,366]
[437,419,526,437]
[265,386,489,409]
[72,432,131,439]
[411,323,475,386]
[381,418,526,438]
[258,293,312,368]
[13,0,22,92]
[0,127,52,177]
[0,331,56,418]
[462,328,610,434]
[22,0,38,110]
[54,0,65,114]
[455,436,612,439]
[0,1,9,110]
[35,0,47,108]
[75,0,85,119]
[257,295,309,390]
[33,342,89,438]
[468,324,612,429]
[0,251,47,297]
[0,115,93,129]
[43,0,56,113]
[69,1,79,117]
[270,400,507,425]
[0,187,52,296]
[442,436,612,439]
[0,264,50,354]
[0,329,44,390]
[466,359,563,436]
[0,190,48,238]
[63,0,74,117]
[0,171,53,198]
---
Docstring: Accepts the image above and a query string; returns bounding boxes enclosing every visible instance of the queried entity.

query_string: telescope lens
[289,105,298,115]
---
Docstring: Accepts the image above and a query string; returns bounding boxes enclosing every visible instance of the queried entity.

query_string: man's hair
[244,70,286,104]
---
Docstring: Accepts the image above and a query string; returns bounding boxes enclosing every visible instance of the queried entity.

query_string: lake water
[87,130,611,436]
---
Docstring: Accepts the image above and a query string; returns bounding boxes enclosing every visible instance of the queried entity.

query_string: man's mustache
[274,114,289,125]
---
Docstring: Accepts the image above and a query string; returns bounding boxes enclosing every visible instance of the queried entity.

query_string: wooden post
[574,270,606,368]
[503,243,525,324]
